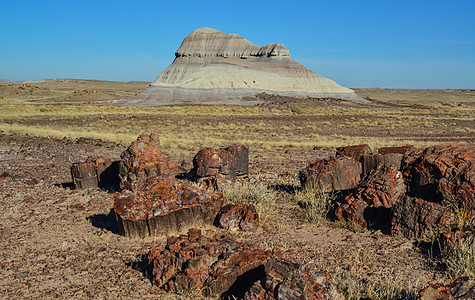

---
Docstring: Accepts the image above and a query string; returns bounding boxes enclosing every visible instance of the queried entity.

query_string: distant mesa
[117,27,365,105]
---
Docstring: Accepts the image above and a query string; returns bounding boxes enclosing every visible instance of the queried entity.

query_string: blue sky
[1,0,474,88]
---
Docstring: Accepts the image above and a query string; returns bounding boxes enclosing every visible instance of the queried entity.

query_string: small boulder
[119,133,181,191]
[335,163,405,229]
[418,277,475,300]
[299,156,362,192]
[192,145,249,181]
[402,143,474,211]
[391,196,458,239]
[216,203,259,231]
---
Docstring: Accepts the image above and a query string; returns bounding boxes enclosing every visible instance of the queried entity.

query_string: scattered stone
[119,133,181,191]
[216,203,259,231]
[391,196,458,239]
[114,178,223,238]
[0,171,9,180]
[335,163,405,229]
[70,161,98,189]
[336,144,372,161]
[191,145,249,181]
[299,156,362,192]
[402,143,474,210]
[418,277,475,300]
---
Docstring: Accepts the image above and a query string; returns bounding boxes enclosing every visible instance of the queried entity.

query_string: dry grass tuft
[294,188,334,224]
[441,237,475,279]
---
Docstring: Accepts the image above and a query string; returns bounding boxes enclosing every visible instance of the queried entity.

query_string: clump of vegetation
[294,187,334,224]
[221,182,276,227]
[441,236,475,279]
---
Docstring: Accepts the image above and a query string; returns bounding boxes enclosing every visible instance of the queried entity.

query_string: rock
[335,163,405,229]
[192,145,249,181]
[418,277,475,300]
[391,196,459,239]
[299,156,362,192]
[243,260,345,300]
[336,144,372,161]
[148,229,343,299]
[148,229,274,297]
[113,178,224,238]
[216,203,259,231]
[0,171,9,180]
[116,27,367,106]
[402,143,474,211]
[378,145,413,155]
[450,277,475,299]
[119,133,181,191]
[70,161,98,189]
[418,283,453,300]
[362,153,404,174]
[439,227,475,251]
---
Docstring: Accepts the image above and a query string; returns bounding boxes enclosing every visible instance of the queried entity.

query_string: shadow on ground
[87,208,118,234]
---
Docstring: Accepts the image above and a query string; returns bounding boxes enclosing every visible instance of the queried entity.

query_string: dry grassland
[0,79,474,299]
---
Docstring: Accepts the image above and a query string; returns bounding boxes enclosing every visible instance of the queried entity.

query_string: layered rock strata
[117,27,365,105]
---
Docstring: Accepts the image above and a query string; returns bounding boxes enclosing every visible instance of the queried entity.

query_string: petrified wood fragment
[391,196,459,239]
[336,144,372,161]
[119,133,181,191]
[70,161,98,189]
[299,156,362,192]
[335,163,405,229]
[362,153,404,174]
[377,145,413,155]
[418,276,475,300]
[402,143,475,211]
[216,203,259,232]
[113,178,223,238]
[192,145,249,181]
[243,259,345,300]
[148,229,343,299]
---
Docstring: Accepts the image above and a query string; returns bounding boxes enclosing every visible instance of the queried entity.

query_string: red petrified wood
[148,229,344,299]
[391,196,459,239]
[119,133,181,191]
[70,161,98,189]
[216,203,259,232]
[402,143,475,211]
[299,156,362,192]
[113,177,223,238]
[417,277,475,300]
[192,145,249,181]
[336,144,372,161]
[335,163,405,229]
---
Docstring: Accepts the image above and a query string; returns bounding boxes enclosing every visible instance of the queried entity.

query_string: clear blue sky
[1,0,474,88]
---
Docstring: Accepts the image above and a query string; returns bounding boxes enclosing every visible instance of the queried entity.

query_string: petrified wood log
[119,133,181,191]
[113,178,223,238]
[336,144,372,161]
[362,153,404,174]
[192,145,249,181]
[391,196,459,239]
[70,162,98,189]
[148,229,344,299]
[378,145,413,155]
[299,156,362,192]
[244,260,345,300]
[401,143,475,211]
[335,163,405,229]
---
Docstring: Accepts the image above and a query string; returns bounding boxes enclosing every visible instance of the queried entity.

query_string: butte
[117,27,367,106]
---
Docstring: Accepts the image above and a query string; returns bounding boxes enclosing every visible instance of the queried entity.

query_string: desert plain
[0,79,474,299]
